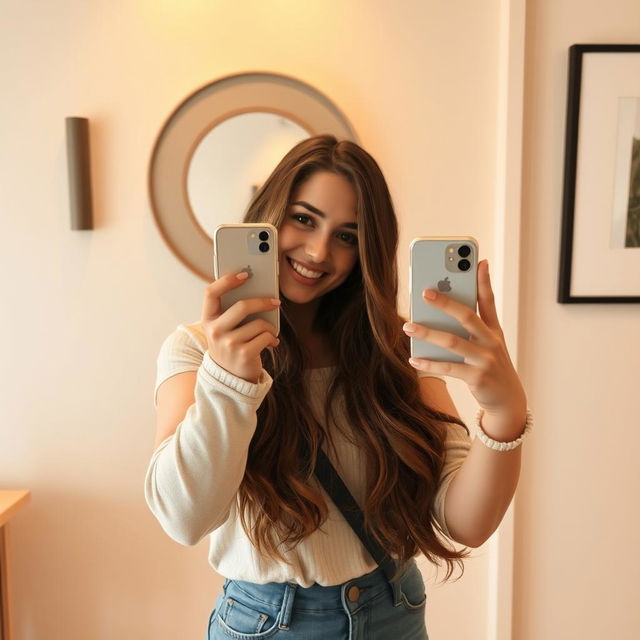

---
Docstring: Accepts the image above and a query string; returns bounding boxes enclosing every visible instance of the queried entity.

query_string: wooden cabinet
[0,491,31,640]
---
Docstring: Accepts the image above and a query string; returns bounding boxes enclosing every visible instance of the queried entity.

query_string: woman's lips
[285,257,327,286]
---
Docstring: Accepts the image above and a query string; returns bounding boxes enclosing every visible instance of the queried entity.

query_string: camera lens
[458,245,471,258]
[259,242,270,253]
[459,259,470,271]
[259,231,269,241]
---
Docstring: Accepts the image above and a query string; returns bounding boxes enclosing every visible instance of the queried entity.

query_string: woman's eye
[337,232,358,246]
[291,213,312,226]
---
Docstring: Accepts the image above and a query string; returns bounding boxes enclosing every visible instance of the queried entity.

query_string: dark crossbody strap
[313,448,399,582]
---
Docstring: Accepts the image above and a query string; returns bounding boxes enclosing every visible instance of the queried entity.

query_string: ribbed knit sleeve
[145,328,272,546]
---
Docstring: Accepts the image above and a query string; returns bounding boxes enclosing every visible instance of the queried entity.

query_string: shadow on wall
[10,488,218,638]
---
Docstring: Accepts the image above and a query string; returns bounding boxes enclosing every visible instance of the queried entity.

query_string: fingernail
[271,298,281,306]
[236,271,249,280]
[403,323,416,333]
[409,358,420,367]
[423,289,437,300]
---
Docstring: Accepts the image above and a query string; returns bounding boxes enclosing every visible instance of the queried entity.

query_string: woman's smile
[285,256,327,284]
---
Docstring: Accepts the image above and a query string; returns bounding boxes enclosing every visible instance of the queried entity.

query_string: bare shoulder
[417,376,461,421]
[154,371,198,449]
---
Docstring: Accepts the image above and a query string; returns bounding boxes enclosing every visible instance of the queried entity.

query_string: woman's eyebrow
[291,201,358,229]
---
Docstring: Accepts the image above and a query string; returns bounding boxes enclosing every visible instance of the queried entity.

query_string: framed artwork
[558,44,640,303]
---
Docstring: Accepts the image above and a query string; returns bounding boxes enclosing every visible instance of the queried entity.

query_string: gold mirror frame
[148,71,359,282]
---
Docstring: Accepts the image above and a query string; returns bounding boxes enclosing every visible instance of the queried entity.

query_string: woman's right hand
[201,271,281,383]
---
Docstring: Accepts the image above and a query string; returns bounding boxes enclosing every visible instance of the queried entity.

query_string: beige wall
[1,1,504,638]
[515,1,640,638]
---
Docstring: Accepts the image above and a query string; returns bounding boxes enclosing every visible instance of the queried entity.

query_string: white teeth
[290,259,324,279]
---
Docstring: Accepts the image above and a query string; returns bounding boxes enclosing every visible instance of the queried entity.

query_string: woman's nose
[305,235,329,263]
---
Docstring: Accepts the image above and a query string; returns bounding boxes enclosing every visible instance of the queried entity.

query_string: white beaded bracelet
[474,408,533,451]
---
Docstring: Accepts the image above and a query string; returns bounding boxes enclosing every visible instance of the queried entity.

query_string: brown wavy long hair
[238,135,470,582]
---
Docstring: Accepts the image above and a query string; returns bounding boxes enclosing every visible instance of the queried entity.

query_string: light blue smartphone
[409,237,478,363]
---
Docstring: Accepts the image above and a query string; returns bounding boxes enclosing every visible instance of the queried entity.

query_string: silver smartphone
[409,237,478,362]
[213,223,280,335]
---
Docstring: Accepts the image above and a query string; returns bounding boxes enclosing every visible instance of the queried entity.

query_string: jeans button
[347,585,360,602]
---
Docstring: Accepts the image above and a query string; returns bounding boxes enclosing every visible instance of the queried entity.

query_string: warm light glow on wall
[139,1,328,41]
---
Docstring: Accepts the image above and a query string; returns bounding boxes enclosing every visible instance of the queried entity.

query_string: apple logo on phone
[437,277,452,292]
[240,265,253,278]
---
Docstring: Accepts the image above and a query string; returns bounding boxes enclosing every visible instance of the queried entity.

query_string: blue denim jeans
[205,559,428,640]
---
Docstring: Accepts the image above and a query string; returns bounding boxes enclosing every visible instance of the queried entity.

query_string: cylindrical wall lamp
[66,117,94,230]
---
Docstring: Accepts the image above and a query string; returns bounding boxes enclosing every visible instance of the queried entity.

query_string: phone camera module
[259,242,270,253]
[458,259,471,271]
[458,245,471,258]
[259,231,269,241]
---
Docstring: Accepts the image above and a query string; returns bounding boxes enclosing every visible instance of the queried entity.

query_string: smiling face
[278,171,359,306]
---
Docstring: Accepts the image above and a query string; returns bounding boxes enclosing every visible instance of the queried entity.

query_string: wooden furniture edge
[0,491,31,529]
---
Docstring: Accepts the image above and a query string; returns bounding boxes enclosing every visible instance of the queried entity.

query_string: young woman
[145,135,530,640]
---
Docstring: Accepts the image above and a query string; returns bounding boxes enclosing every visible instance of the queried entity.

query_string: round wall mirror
[149,72,359,282]
[187,112,309,238]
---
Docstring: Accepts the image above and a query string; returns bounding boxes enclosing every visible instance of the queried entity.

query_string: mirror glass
[187,112,310,236]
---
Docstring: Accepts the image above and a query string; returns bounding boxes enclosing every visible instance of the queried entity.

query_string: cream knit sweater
[144,322,471,587]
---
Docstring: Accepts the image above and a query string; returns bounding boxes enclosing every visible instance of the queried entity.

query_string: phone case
[409,236,478,362]
[213,223,280,335]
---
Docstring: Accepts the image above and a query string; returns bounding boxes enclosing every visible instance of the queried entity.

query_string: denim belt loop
[390,578,403,607]
[278,582,298,630]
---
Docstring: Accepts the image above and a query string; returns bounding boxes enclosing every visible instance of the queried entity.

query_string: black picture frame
[558,44,640,303]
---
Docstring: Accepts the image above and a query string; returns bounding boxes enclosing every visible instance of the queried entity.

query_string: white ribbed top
[144,322,471,587]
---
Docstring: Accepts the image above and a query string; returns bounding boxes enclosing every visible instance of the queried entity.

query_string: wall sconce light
[66,117,93,230]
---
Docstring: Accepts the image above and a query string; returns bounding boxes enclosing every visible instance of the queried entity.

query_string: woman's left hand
[404,259,527,438]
